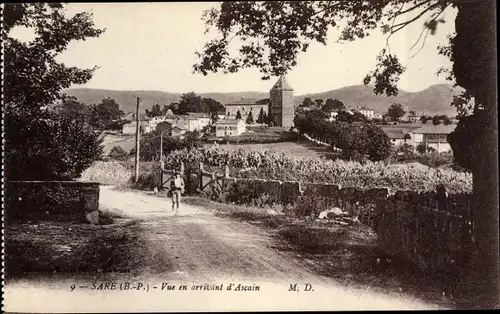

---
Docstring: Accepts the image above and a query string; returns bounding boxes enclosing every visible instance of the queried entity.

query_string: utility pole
[134,97,141,183]
[159,129,164,168]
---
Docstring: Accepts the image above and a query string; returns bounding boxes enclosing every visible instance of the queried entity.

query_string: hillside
[63,88,268,114]
[298,84,462,116]
[64,83,462,116]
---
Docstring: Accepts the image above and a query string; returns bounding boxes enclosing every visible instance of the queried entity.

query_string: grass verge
[182,196,458,308]
[4,214,144,281]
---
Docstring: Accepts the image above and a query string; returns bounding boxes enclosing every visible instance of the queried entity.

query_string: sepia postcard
[2,1,499,312]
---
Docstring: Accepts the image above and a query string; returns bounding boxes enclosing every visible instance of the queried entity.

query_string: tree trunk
[452,1,499,308]
[461,110,499,309]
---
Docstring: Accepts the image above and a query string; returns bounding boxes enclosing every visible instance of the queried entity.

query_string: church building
[268,75,294,128]
[224,75,295,128]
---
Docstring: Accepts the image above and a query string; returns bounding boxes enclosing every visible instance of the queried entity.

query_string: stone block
[339,186,357,202]
[281,181,301,204]
[394,190,420,202]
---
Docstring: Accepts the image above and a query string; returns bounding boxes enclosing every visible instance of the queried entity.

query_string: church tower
[268,75,294,128]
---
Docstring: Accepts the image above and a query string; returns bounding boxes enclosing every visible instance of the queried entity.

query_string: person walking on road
[170,172,185,213]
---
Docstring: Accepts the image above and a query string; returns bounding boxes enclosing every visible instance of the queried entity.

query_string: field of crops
[101,134,135,155]
[206,141,337,158]
[163,147,472,194]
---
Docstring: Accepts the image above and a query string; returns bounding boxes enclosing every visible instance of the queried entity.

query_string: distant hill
[298,84,462,116]
[63,83,462,116]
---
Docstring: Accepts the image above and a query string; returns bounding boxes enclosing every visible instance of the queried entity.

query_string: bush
[109,146,129,161]
[79,161,132,186]
[393,144,418,163]
[139,130,202,161]
[418,151,453,168]
[131,164,162,190]
[206,127,297,144]
[5,112,103,181]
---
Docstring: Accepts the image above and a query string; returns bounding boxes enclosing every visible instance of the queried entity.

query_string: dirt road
[4,186,447,312]
[95,186,445,310]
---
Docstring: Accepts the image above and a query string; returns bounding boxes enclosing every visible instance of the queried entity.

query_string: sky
[11,2,457,95]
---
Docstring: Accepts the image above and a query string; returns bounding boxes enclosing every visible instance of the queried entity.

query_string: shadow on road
[185,198,459,309]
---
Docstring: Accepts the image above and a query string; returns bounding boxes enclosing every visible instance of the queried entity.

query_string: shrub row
[161,147,472,193]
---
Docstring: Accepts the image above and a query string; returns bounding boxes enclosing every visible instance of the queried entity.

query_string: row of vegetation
[155,147,472,194]
[294,109,392,162]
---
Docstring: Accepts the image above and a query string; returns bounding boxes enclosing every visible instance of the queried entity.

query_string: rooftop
[272,75,294,91]
[383,128,410,139]
[215,119,243,125]
[172,125,188,130]
[412,123,456,134]
[226,99,259,105]
[186,112,211,118]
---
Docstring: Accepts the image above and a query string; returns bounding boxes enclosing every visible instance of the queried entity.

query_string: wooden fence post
[199,162,204,191]
[211,172,216,190]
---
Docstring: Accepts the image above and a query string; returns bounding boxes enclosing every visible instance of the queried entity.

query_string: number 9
[70,284,76,292]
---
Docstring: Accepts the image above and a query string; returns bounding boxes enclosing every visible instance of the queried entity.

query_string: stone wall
[5,181,100,224]
[218,177,473,272]
[375,189,474,273]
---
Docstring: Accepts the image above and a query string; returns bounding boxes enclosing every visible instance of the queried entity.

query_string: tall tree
[193,1,498,306]
[387,103,406,122]
[178,92,204,114]
[322,98,345,112]
[4,3,105,180]
[314,99,324,108]
[300,97,315,108]
[235,110,242,120]
[432,115,443,125]
[97,97,124,122]
[202,97,225,116]
[245,110,254,124]
[256,107,266,124]
[146,103,163,117]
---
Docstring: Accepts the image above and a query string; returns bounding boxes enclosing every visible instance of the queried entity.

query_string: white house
[410,123,456,153]
[383,128,412,146]
[215,119,246,137]
[326,111,338,122]
[171,125,188,138]
[358,107,374,119]
[122,120,148,135]
[186,112,211,128]
[217,110,226,121]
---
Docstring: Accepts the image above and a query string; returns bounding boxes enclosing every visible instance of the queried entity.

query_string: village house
[171,125,188,138]
[217,110,226,121]
[148,112,176,131]
[358,107,374,119]
[225,98,268,123]
[373,112,384,120]
[122,120,149,135]
[186,112,211,128]
[410,122,456,153]
[215,119,246,137]
[326,111,339,122]
[384,128,412,146]
[124,112,136,122]
[142,110,212,134]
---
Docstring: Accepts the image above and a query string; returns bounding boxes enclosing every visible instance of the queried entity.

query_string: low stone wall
[5,181,100,224]
[375,189,474,273]
[218,177,473,273]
